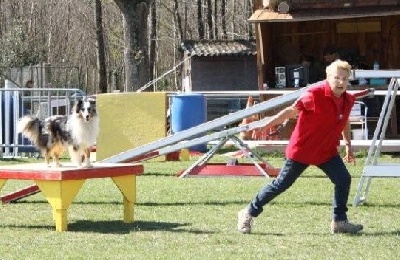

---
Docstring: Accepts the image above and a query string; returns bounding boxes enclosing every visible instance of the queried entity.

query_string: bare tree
[214,0,218,39]
[173,0,183,40]
[0,0,255,92]
[231,0,236,39]
[149,0,157,89]
[247,0,253,38]
[197,0,204,39]
[95,0,107,93]
[206,0,214,39]
[137,2,150,89]
[113,0,151,91]
[184,1,188,39]
[221,0,227,38]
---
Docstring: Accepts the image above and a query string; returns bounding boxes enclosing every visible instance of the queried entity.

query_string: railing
[0,80,84,157]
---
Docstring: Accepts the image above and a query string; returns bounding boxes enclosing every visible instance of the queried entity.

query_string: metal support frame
[178,135,271,178]
[353,78,400,206]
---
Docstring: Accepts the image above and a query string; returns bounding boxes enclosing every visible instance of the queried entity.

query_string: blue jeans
[247,155,351,221]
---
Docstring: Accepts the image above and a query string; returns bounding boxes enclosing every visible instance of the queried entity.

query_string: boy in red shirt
[238,59,363,234]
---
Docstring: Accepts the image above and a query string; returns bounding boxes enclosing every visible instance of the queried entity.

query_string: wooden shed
[249,0,400,138]
[180,40,258,91]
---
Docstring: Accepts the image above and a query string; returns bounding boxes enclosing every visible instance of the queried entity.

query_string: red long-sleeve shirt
[286,81,355,165]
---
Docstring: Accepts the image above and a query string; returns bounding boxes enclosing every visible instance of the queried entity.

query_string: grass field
[0,151,399,259]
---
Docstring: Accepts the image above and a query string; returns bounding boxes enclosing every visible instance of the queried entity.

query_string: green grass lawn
[0,151,399,259]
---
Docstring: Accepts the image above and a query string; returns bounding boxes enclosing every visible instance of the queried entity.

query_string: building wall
[256,15,400,137]
[258,15,400,86]
[191,56,258,91]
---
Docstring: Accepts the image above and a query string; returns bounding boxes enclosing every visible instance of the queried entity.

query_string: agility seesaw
[101,84,315,165]
[99,83,372,178]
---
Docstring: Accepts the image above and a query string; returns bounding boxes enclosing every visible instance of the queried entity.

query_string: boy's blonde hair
[326,59,352,76]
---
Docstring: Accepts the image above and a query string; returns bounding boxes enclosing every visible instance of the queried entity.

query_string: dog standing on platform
[17,97,100,168]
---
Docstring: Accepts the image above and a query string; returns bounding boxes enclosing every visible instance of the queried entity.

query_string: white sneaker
[331,220,363,234]
[237,208,253,234]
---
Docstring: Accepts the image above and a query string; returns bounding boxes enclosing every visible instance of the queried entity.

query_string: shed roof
[180,40,256,57]
[249,6,400,23]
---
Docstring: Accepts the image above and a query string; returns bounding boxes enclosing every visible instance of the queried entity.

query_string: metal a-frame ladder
[353,77,400,206]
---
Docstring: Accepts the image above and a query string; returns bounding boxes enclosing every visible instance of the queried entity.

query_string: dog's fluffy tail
[17,116,44,147]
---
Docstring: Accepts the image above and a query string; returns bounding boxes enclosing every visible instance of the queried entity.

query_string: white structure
[0,80,81,157]
[353,77,400,206]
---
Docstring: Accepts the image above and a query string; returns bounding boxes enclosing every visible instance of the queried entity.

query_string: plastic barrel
[171,93,207,152]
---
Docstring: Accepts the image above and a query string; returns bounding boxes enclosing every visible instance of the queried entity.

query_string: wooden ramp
[1,184,40,204]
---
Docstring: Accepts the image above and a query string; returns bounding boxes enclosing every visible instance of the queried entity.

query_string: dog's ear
[74,99,83,113]
[85,96,96,103]
[84,96,97,108]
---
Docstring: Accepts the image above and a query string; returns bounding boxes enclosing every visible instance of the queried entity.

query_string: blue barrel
[171,93,207,152]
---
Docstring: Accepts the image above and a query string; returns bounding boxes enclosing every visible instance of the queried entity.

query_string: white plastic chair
[349,101,368,140]
[37,98,70,119]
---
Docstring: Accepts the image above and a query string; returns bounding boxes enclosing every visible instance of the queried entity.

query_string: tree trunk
[221,0,227,39]
[206,0,213,39]
[173,0,183,41]
[197,0,204,39]
[231,0,236,39]
[214,0,218,39]
[247,0,253,39]
[137,2,150,90]
[184,2,188,39]
[95,0,108,93]
[149,0,157,90]
[114,0,141,92]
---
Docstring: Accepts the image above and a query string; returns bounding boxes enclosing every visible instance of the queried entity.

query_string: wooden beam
[280,31,329,36]
[337,21,381,33]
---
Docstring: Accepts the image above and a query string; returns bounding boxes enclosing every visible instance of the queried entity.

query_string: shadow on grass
[361,230,400,236]
[69,220,215,234]
[68,220,199,234]
[136,200,399,208]
[12,200,122,205]
[0,220,214,234]
[137,199,249,207]
[143,172,179,177]
[268,201,400,208]
[250,229,400,236]
[359,202,400,208]
[11,198,399,209]
[9,199,249,207]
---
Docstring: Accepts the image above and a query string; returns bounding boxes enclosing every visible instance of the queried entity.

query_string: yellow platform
[0,163,143,231]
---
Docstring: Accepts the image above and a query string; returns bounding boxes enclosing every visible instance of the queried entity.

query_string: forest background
[0,0,255,94]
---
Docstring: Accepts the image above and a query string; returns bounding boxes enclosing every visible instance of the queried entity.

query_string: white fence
[0,80,84,157]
